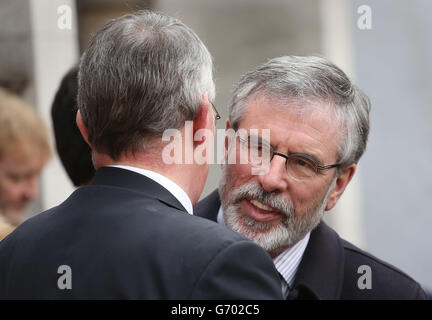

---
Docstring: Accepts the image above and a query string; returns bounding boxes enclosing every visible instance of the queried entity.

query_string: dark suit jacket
[195,190,427,300]
[0,168,283,299]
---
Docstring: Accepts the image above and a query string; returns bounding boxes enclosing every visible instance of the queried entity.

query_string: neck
[1,209,23,227]
[93,152,204,205]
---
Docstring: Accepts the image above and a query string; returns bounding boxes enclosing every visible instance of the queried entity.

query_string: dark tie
[278,272,289,299]
[286,287,300,300]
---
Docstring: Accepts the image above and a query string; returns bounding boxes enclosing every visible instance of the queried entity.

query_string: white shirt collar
[217,205,310,297]
[273,232,310,294]
[108,165,193,215]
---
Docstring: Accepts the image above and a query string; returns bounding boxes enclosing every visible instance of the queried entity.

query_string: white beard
[219,166,336,251]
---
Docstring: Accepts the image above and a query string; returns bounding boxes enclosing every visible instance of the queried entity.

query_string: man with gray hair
[195,55,427,299]
[0,11,283,299]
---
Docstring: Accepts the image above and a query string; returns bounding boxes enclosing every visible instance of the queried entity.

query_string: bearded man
[195,55,427,300]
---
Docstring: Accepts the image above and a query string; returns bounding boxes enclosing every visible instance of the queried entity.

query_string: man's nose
[257,156,288,193]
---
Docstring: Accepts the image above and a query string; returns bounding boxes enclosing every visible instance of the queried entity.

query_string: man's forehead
[239,94,341,160]
[243,94,339,130]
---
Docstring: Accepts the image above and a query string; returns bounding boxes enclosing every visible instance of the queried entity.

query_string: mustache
[230,183,294,218]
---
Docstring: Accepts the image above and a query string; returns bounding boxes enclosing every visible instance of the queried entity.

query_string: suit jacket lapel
[91,166,188,213]
[290,221,344,300]
[194,189,220,221]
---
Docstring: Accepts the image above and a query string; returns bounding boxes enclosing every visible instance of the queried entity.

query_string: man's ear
[325,164,356,211]
[193,92,211,146]
[76,110,91,147]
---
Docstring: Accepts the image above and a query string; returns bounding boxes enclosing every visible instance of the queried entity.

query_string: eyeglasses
[211,102,221,121]
[238,136,341,181]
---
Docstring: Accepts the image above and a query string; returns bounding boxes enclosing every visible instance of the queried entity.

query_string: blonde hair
[0,87,51,161]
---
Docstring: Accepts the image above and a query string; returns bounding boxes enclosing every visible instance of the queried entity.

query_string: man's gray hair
[78,10,215,160]
[229,55,371,167]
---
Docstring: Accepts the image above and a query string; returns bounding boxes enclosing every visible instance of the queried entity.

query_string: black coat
[194,190,427,300]
[0,167,283,299]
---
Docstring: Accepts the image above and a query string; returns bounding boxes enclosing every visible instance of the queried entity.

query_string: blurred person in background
[51,66,95,187]
[0,216,14,242]
[0,88,51,227]
[195,55,427,300]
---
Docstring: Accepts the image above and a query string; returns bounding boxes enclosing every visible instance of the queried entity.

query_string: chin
[225,205,287,250]
[244,224,291,252]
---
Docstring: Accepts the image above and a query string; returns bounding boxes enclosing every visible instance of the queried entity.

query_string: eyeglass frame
[211,102,221,120]
[238,135,341,178]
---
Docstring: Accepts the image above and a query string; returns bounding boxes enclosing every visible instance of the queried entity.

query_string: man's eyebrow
[249,134,323,165]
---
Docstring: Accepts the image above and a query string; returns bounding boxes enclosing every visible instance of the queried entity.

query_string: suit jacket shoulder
[0,168,282,300]
[339,238,426,299]
[195,189,427,300]
[292,222,427,300]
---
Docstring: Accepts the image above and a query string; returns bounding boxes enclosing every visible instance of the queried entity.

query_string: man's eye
[297,159,308,166]
[292,158,314,169]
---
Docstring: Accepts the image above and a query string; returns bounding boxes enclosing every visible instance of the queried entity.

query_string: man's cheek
[231,165,254,185]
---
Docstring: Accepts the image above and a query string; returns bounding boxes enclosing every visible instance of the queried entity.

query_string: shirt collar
[109,165,193,215]
[273,232,310,289]
[216,205,225,226]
